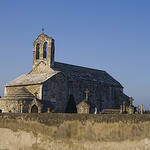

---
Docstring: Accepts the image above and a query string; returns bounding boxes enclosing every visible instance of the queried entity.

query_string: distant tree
[65,94,77,113]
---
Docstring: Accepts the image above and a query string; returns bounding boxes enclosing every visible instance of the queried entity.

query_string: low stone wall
[0,113,150,150]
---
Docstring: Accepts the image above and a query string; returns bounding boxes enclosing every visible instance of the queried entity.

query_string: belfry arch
[36,43,40,59]
[43,42,48,58]
[33,34,55,68]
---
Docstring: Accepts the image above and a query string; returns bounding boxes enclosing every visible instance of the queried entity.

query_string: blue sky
[0,0,150,109]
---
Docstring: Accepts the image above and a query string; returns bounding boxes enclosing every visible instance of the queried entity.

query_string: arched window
[31,105,38,113]
[36,43,40,59]
[43,42,48,58]
[51,42,54,62]
[0,109,2,113]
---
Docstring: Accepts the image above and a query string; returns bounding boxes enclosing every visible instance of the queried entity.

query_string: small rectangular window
[50,98,56,102]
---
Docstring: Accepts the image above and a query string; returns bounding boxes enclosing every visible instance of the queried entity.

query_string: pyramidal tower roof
[2,87,35,100]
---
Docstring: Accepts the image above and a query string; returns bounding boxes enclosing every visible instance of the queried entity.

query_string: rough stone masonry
[0,33,129,113]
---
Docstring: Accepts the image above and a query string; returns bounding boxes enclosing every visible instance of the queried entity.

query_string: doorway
[31,105,38,113]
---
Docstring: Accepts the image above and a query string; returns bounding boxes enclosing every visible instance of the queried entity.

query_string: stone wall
[42,72,68,112]
[68,80,126,112]
[0,99,31,113]
[0,100,19,113]
[0,113,150,150]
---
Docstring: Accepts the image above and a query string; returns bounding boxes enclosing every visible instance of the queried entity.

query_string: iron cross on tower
[85,89,89,101]
[42,28,44,34]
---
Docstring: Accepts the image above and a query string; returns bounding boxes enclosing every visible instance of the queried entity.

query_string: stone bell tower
[33,33,55,69]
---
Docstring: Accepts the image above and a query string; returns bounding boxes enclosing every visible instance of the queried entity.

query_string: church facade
[0,33,129,113]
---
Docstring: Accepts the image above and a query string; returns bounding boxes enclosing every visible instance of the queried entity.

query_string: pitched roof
[6,61,122,87]
[76,100,90,108]
[1,87,35,100]
[54,62,123,87]
[33,33,54,44]
[76,100,95,108]
[6,71,60,86]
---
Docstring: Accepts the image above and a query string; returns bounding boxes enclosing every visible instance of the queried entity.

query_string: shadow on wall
[65,94,77,113]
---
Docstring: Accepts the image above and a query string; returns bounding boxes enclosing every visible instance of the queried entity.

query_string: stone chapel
[0,33,129,113]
